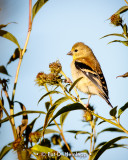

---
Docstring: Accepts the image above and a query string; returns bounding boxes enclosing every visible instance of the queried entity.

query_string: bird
[67,42,113,108]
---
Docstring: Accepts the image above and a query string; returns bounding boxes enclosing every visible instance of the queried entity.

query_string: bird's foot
[84,103,89,109]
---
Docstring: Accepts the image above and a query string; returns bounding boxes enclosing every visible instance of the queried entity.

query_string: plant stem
[10,0,32,140]
[0,99,16,139]
[88,121,93,160]
[60,70,80,99]
[3,90,17,139]
[89,110,128,134]
[124,0,128,5]
[44,84,76,160]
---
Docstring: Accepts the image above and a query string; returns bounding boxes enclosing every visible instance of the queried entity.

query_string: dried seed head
[83,110,93,121]
[29,131,41,143]
[40,138,51,148]
[83,105,94,121]
[12,137,24,151]
[110,14,122,26]
[49,61,62,74]
[35,72,62,86]
[51,134,62,145]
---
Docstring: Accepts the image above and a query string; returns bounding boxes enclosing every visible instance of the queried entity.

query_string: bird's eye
[74,49,78,52]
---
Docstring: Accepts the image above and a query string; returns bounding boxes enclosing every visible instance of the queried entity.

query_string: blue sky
[0,0,128,160]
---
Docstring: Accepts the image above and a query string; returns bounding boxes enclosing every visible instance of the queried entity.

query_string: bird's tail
[99,93,113,108]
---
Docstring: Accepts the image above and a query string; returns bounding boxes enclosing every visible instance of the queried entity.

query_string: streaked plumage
[67,42,113,108]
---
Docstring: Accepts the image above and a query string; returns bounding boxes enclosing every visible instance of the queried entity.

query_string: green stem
[44,84,76,160]
[10,0,32,140]
[89,110,128,134]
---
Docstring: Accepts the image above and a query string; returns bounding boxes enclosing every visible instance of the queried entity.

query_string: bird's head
[67,42,93,60]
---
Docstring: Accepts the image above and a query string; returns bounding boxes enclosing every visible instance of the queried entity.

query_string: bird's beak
[67,51,73,56]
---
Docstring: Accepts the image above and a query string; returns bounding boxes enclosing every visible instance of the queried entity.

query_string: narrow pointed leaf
[0,22,16,29]
[0,30,20,49]
[31,144,54,153]
[69,77,83,92]
[0,65,9,76]
[66,130,90,139]
[38,91,61,104]
[75,131,90,139]
[60,111,70,128]
[48,103,85,125]
[101,33,124,39]
[123,24,127,35]
[98,127,124,135]
[73,149,89,155]
[115,6,128,14]
[0,110,46,124]
[32,0,48,22]
[7,48,20,65]
[25,115,40,139]
[45,101,50,111]
[0,144,12,159]
[108,40,128,46]
[93,136,128,160]
[118,102,128,117]
[85,136,91,143]
[117,72,128,78]
[109,106,117,117]
[43,96,70,132]
[44,129,59,134]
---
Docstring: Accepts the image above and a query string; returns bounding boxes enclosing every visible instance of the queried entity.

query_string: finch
[67,42,113,108]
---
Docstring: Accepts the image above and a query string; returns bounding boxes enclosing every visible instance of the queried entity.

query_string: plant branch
[124,0,128,5]
[10,0,32,140]
[44,84,76,160]
[0,99,17,139]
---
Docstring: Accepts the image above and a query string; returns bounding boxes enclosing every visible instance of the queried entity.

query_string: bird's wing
[74,60,113,107]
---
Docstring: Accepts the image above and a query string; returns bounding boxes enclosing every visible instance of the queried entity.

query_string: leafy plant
[0,1,128,160]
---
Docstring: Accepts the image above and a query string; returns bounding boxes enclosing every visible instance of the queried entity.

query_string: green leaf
[44,128,59,134]
[108,40,128,46]
[69,77,83,92]
[45,101,50,111]
[74,131,90,139]
[31,144,54,153]
[60,111,70,128]
[101,33,124,39]
[98,127,124,135]
[43,97,70,132]
[85,136,91,143]
[48,103,85,125]
[38,90,61,104]
[32,0,48,22]
[0,144,12,159]
[109,106,117,117]
[7,48,20,65]
[123,24,127,35]
[0,30,20,49]
[25,115,40,137]
[0,65,9,76]
[115,6,128,14]
[93,136,128,160]
[0,110,46,124]
[31,145,69,159]
[118,102,128,117]
[66,130,90,139]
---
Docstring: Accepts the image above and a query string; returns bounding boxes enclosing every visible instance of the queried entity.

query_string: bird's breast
[70,61,99,95]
